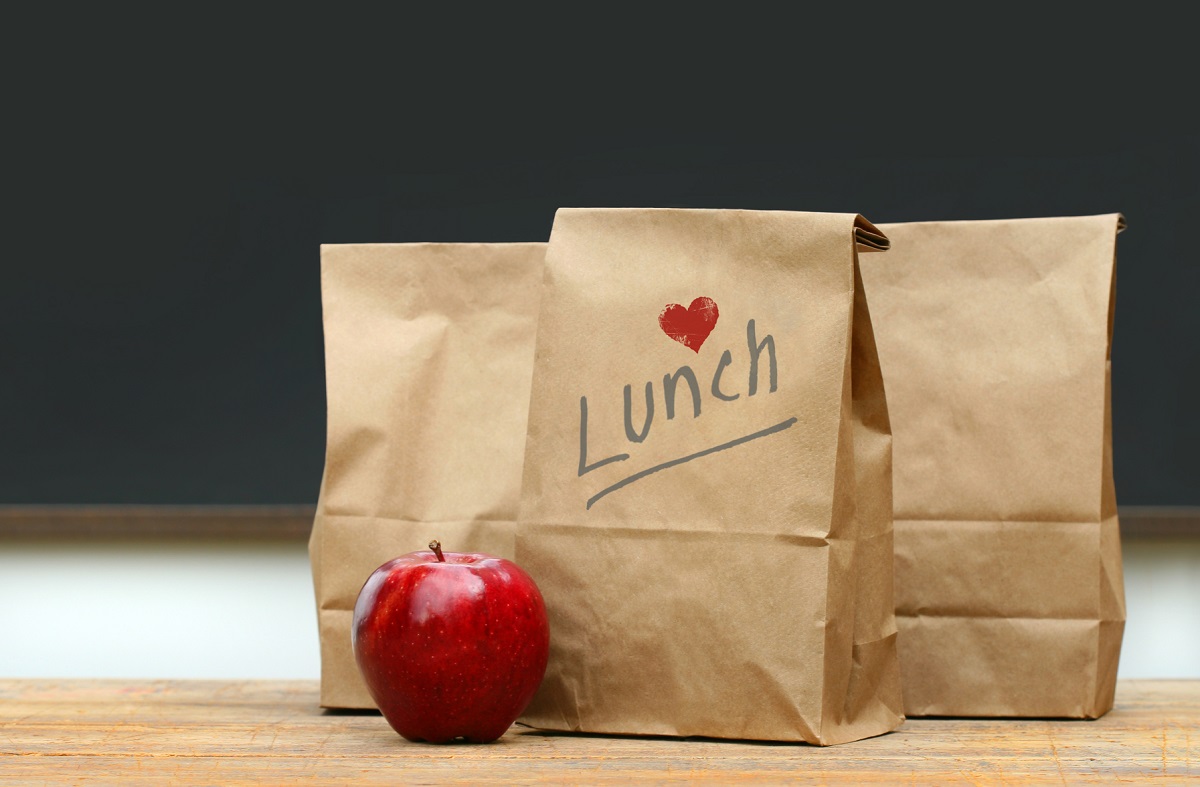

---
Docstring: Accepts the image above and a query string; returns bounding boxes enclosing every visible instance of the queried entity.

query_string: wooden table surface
[1,680,1195,784]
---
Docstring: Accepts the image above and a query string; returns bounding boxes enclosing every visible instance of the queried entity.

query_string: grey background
[3,13,1195,506]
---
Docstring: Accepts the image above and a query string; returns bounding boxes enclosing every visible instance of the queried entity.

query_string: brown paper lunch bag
[309,242,545,708]
[859,214,1126,718]
[514,208,905,745]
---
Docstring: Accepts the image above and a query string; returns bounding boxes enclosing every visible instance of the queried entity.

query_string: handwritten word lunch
[576,318,796,508]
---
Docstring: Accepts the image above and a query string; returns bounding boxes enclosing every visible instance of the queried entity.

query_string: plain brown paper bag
[515,208,905,745]
[309,242,544,708]
[859,214,1126,718]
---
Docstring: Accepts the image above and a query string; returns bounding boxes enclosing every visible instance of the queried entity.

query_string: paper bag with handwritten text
[309,243,544,708]
[515,209,904,745]
[859,215,1126,718]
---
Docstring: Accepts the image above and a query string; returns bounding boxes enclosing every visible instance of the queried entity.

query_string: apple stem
[429,540,445,562]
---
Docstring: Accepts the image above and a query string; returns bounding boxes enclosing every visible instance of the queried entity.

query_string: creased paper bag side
[862,215,1126,718]
[310,242,544,709]
[818,241,905,745]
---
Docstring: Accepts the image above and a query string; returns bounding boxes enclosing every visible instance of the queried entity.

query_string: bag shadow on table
[309,242,545,709]
[860,214,1126,718]
[515,208,905,745]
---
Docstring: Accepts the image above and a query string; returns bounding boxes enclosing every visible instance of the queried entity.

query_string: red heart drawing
[659,297,719,353]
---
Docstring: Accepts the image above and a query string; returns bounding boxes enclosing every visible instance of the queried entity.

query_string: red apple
[352,540,550,743]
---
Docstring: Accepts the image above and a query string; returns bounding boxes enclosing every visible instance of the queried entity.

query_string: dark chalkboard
[3,18,1196,506]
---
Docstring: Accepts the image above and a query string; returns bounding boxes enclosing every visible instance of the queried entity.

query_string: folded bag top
[516,208,904,745]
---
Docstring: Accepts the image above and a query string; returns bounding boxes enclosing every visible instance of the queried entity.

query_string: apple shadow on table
[320,708,383,716]
[319,708,532,748]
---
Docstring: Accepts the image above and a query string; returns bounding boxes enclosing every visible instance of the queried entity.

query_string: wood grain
[0,505,314,540]
[0,680,1194,784]
[1119,506,1200,539]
